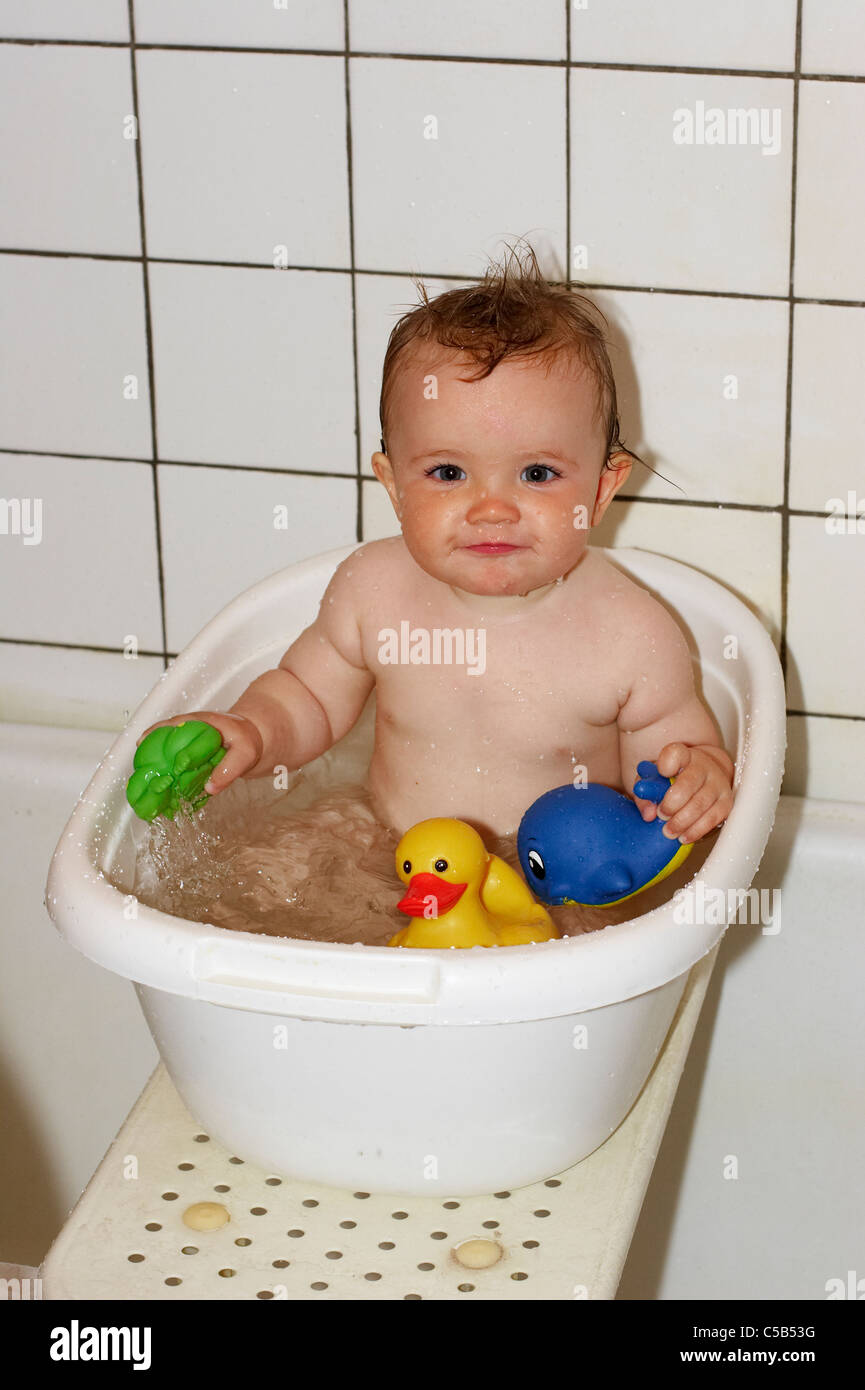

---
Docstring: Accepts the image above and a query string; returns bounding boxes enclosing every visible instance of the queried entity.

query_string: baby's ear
[606,455,634,478]
[371,451,401,516]
[371,450,390,481]
[591,451,632,524]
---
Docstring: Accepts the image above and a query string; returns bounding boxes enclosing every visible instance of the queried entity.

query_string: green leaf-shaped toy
[126,720,226,823]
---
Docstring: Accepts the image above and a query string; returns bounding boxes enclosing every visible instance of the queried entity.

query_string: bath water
[125,749,704,945]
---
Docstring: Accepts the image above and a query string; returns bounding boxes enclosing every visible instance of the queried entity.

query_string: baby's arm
[139,556,374,795]
[217,556,374,789]
[616,604,735,844]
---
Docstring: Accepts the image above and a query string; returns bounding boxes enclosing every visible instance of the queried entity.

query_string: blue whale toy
[517,761,693,908]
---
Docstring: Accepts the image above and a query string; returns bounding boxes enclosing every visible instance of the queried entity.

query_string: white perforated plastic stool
[42,947,716,1301]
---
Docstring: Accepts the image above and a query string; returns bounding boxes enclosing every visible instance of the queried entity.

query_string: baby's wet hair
[377,239,646,477]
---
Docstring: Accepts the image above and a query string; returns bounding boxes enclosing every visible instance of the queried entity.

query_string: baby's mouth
[463,542,523,554]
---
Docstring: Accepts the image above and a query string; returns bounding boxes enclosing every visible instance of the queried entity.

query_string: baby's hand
[135,711,263,796]
[635,743,734,844]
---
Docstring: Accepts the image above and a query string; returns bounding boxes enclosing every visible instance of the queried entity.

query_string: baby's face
[372,347,630,599]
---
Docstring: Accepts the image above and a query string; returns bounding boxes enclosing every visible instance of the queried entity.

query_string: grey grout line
[0,446,361,479]
[0,34,863,84]
[2,246,864,311]
[343,0,363,544]
[0,637,166,657]
[127,0,169,671]
[784,711,865,721]
[779,3,803,686]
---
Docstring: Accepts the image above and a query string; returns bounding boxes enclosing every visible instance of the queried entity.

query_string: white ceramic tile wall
[790,304,865,511]
[0,256,152,456]
[134,0,344,52]
[349,56,567,275]
[147,263,356,469]
[157,465,357,651]
[570,69,793,295]
[786,518,863,715]
[0,453,162,650]
[0,643,164,732]
[795,80,865,300]
[0,44,140,255]
[136,50,351,265]
[0,3,863,803]
[569,0,797,71]
[592,289,789,505]
[784,714,865,800]
[351,0,566,61]
[801,0,865,77]
[0,0,128,41]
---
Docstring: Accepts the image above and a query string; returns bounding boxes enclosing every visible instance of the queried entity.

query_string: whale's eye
[402,860,412,874]
[434,858,448,873]
[527,849,546,880]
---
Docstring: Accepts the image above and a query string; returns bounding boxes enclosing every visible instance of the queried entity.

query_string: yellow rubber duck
[387,818,560,949]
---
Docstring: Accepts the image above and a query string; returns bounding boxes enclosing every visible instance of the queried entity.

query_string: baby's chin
[410,546,582,598]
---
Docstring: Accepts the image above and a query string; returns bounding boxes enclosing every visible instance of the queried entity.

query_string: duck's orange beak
[397,872,467,918]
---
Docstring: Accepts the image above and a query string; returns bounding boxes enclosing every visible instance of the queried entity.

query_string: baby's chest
[370,620,623,740]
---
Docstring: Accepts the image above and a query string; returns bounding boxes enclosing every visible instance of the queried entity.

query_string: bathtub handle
[191,938,442,1006]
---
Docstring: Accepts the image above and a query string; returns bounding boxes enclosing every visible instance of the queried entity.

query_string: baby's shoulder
[310,539,411,666]
[583,550,690,651]
[323,537,413,609]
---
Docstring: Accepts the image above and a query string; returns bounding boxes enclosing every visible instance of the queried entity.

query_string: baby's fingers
[660,780,723,840]
[655,763,706,824]
[670,791,734,844]
[654,741,692,780]
[203,746,246,794]
[203,730,261,794]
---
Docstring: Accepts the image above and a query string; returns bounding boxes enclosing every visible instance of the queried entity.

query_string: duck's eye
[402,860,412,874]
[434,858,448,873]
[527,849,546,880]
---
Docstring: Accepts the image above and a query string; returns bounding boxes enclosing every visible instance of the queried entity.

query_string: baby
[141,250,734,856]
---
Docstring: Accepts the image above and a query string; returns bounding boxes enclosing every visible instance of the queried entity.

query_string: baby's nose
[465,490,520,523]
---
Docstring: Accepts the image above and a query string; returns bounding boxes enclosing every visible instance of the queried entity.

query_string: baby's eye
[521,463,562,483]
[424,463,465,482]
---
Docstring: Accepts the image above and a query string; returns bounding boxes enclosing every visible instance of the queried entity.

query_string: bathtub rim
[44,544,786,1027]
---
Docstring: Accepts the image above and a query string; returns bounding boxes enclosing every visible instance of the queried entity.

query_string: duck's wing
[481,855,553,926]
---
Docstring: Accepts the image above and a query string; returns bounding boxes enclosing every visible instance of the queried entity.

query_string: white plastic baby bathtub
[46,545,785,1196]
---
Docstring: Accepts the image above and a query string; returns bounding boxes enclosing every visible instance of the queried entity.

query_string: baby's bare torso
[349,539,660,837]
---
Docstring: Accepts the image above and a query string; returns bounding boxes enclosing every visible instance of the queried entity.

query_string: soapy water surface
[126,757,709,946]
